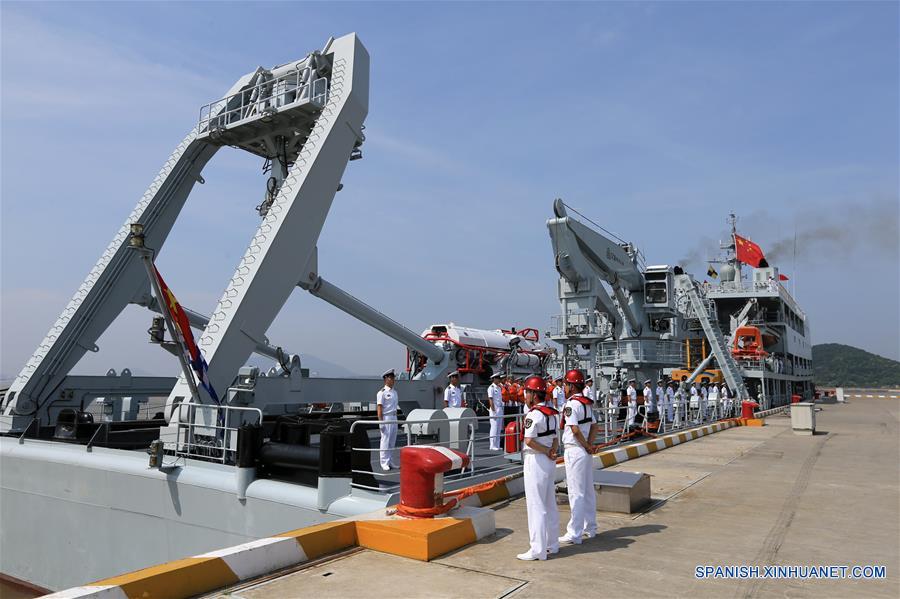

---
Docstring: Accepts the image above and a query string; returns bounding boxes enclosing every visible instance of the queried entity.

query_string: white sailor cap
[585,377,593,383]
[447,370,459,378]
[644,379,652,385]
[657,379,664,384]
[490,372,503,379]
[628,377,636,383]
[382,369,396,379]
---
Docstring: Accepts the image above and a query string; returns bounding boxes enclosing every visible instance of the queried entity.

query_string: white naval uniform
[552,385,566,412]
[562,394,597,540]
[690,386,700,421]
[721,386,731,415]
[626,384,638,426]
[654,385,664,413]
[522,404,560,559]
[707,385,720,417]
[487,382,505,450]
[583,385,596,402]
[700,386,709,417]
[376,385,399,470]
[444,384,464,408]
[642,386,652,421]
[665,386,676,421]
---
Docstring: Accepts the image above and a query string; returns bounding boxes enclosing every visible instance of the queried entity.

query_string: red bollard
[741,400,759,419]
[504,420,521,454]
[397,445,469,518]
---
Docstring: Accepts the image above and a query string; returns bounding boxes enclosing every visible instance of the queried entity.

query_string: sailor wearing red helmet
[558,369,598,544]
[517,374,560,561]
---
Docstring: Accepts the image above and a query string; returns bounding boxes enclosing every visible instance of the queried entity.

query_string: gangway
[674,275,749,399]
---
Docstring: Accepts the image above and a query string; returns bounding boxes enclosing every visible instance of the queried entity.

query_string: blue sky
[1,1,898,380]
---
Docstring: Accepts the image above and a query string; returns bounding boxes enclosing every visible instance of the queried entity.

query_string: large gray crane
[546,199,684,390]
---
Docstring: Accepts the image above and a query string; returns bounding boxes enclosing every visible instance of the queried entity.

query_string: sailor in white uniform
[721,384,732,416]
[626,378,638,427]
[654,379,665,422]
[583,377,596,402]
[376,369,399,471]
[707,382,720,419]
[552,376,566,412]
[689,383,700,423]
[487,372,505,450]
[518,375,560,561]
[642,380,653,425]
[665,381,676,422]
[444,371,465,408]
[559,370,598,545]
[700,383,709,420]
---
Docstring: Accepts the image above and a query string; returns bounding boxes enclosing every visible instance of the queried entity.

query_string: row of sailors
[611,380,735,427]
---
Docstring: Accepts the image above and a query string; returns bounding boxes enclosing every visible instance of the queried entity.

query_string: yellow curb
[277,521,358,559]
[356,518,477,561]
[96,556,238,599]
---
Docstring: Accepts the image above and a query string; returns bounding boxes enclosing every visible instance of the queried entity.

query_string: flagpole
[128,226,202,405]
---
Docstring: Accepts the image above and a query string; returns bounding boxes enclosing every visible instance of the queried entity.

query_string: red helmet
[524,375,546,393]
[564,369,585,385]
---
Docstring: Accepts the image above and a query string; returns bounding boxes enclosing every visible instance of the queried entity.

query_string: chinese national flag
[734,234,766,267]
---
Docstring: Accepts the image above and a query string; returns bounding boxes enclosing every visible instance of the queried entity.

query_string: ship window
[645,282,668,304]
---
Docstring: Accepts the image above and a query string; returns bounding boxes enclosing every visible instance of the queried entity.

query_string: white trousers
[379,418,398,469]
[564,445,597,538]
[523,452,559,557]
[666,398,674,422]
[626,400,637,426]
[489,407,504,450]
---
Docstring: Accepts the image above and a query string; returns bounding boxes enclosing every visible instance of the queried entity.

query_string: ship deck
[208,397,899,598]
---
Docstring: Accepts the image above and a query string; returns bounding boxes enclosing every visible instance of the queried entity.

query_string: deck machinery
[546,201,812,407]
[0,34,552,590]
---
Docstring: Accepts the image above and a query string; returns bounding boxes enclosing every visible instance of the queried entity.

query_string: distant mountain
[813,343,900,387]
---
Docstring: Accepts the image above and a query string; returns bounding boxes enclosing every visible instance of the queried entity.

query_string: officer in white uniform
[518,375,560,561]
[700,383,709,419]
[689,383,700,422]
[665,381,676,422]
[552,376,566,412]
[721,384,731,416]
[444,371,465,408]
[626,378,638,427]
[559,370,598,545]
[655,380,666,419]
[376,369,399,471]
[583,377,596,402]
[707,382,720,418]
[642,380,653,426]
[487,372,504,450]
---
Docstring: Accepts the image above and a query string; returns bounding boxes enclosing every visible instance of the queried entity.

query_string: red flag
[778,273,789,281]
[153,267,220,403]
[153,267,198,360]
[734,234,766,267]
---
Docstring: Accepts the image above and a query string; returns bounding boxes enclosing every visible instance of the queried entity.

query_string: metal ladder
[679,278,749,400]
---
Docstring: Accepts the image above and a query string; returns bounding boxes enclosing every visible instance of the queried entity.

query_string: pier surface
[211,398,899,598]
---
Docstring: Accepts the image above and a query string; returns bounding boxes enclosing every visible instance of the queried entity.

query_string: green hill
[813,343,900,387]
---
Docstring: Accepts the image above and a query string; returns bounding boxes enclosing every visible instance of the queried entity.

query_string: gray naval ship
[0,33,814,592]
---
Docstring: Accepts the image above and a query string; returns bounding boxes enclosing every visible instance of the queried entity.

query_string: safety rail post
[85,422,109,453]
[17,417,37,444]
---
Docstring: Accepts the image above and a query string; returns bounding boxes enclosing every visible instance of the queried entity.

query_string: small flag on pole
[778,273,789,281]
[707,265,718,279]
[153,267,220,404]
